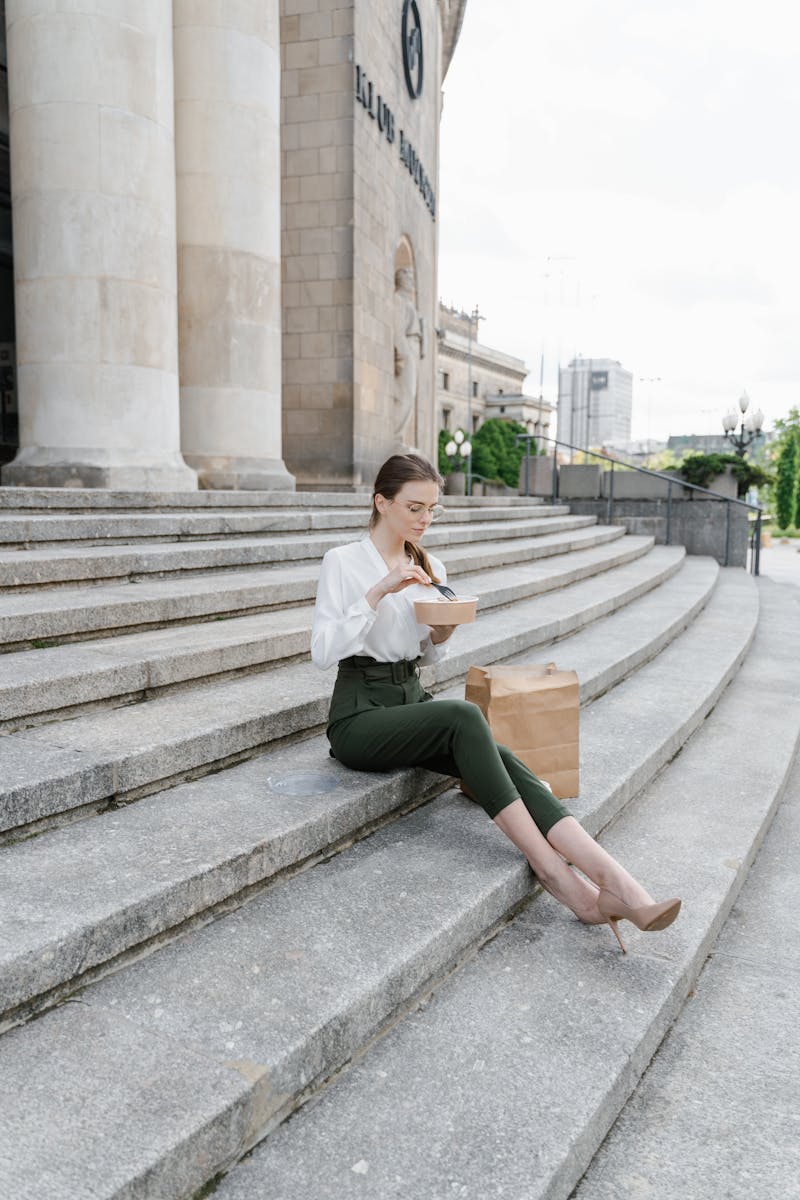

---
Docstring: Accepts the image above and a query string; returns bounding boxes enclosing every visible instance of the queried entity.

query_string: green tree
[437,428,455,477]
[471,418,530,487]
[774,430,798,530]
[642,448,681,474]
[773,406,800,439]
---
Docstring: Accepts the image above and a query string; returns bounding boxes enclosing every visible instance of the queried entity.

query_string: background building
[436,303,553,440]
[557,357,632,448]
[0,0,467,491]
[667,433,737,456]
[602,438,667,465]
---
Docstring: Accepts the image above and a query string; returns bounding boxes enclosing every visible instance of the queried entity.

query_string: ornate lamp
[444,429,472,481]
[722,392,764,457]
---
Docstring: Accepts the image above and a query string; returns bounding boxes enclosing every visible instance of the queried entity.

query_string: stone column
[173,0,293,490]
[2,1,196,490]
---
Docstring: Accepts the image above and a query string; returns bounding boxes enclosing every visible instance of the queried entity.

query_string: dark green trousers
[327,656,569,834]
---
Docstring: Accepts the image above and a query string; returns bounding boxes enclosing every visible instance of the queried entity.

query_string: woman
[310,453,680,952]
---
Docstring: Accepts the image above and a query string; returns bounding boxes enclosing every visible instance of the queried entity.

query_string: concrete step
[0,487,545,511]
[0,569,777,1200]
[207,577,797,1200]
[572,718,800,1199]
[0,513,618,592]
[0,516,602,648]
[0,504,568,549]
[0,545,684,837]
[0,555,717,1025]
[0,514,613,592]
[0,532,642,727]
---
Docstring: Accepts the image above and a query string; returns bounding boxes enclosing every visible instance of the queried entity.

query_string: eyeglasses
[392,501,445,522]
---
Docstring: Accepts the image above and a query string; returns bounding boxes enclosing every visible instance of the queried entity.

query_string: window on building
[442,372,450,391]
[498,387,504,395]
[442,407,451,430]
[472,414,480,433]
[499,405,505,414]
[472,380,478,398]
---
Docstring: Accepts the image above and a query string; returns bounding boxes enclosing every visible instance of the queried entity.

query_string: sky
[437,0,800,443]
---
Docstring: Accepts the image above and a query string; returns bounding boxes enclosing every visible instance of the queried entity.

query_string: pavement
[759,539,800,587]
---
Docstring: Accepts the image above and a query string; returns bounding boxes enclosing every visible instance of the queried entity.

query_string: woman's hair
[369,453,444,582]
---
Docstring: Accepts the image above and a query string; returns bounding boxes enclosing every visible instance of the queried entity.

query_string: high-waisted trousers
[327,656,570,835]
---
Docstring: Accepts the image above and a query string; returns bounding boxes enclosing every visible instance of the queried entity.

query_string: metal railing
[517,434,763,575]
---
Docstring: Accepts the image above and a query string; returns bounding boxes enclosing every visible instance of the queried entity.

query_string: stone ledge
[0,546,683,835]
[0,508,577,549]
[210,580,797,1200]
[573,717,800,1199]
[0,533,646,724]
[0,571,780,1200]
[0,518,618,590]
[0,518,601,646]
[0,556,719,1020]
[0,488,549,511]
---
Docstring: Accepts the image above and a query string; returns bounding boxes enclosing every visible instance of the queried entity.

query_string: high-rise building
[557,358,632,449]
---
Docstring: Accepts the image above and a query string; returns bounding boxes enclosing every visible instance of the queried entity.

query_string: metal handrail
[517,434,763,575]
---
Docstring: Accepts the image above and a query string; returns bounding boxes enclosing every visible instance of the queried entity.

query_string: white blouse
[310,536,450,670]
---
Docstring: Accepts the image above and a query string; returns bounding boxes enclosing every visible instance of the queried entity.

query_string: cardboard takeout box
[414,596,478,626]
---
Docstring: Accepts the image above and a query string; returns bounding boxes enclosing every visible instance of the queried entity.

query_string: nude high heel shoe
[596,889,682,954]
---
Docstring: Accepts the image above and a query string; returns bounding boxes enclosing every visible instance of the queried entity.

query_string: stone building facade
[436,304,554,442]
[0,0,466,491]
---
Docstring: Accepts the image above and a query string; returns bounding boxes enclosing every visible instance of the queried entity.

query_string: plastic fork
[430,582,458,601]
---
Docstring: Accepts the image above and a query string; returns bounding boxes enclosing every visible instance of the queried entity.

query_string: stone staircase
[0,488,798,1199]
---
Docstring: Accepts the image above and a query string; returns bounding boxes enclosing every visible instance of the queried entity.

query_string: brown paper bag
[465,662,579,799]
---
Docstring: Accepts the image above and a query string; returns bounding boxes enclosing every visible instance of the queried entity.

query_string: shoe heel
[607,918,627,954]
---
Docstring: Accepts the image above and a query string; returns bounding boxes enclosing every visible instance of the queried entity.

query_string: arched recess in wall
[392,236,425,449]
[394,235,417,301]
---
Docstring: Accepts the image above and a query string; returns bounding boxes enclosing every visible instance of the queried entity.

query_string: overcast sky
[437,0,799,442]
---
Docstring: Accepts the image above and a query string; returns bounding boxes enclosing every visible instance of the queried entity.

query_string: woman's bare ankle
[534,864,601,923]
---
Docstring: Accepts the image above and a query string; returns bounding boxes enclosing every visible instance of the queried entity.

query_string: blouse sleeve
[310,548,379,670]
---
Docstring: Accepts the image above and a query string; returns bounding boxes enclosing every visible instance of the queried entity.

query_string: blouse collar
[362,534,413,574]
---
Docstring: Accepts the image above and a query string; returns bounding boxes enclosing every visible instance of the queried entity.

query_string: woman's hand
[366,563,431,610]
[429,624,457,644]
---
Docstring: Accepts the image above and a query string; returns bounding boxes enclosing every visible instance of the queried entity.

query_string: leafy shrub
[677,452,773,498]
[471,418,531,488]
[438,428,455,477]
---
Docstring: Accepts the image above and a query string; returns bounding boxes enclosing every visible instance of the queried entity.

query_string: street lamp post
[444,428,473,493]
[722,391,764,458]
[638,376,662,445]
[465,305,483,495]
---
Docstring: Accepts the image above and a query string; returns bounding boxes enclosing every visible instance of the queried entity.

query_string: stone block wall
[280,1,356,488]
[352,0,440,486]
[518,455,556,497]
[559,464,603,499]
[280,0,442,490]
[565,498,752,568]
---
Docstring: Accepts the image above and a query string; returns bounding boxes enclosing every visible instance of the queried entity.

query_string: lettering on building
[398,131,435,217]
[355,65,395,144]
[354,64,436,221]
